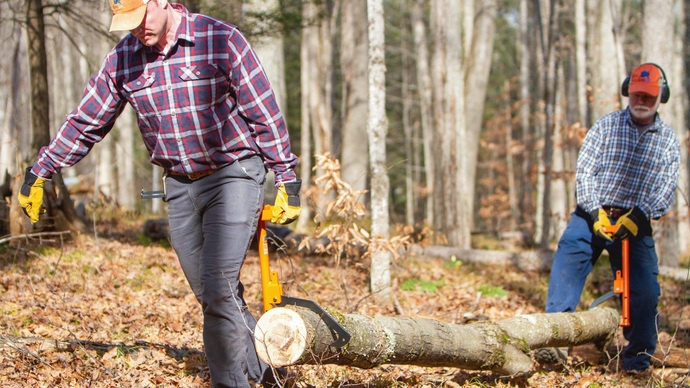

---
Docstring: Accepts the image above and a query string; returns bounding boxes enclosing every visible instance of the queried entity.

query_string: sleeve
[32,53,127,179]
[227,29,298,185]
[642,130,680,219]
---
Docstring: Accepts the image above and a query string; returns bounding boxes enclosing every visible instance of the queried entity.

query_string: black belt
[602,206,630,218]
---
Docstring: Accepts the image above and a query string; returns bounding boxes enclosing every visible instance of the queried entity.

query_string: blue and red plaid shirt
[576,108,680,220]
[34,4,297,184]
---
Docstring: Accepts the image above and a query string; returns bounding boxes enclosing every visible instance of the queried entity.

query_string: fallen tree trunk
[418,245,555,272]
[254,306,619,375]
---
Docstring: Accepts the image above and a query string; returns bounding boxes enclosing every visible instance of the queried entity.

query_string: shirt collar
[624,107,660,133]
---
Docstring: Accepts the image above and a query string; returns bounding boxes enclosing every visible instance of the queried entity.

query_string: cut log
[254,306,620,375]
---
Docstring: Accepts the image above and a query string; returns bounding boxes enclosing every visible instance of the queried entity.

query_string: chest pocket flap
[178,64,220,81]
[123,74,155,93]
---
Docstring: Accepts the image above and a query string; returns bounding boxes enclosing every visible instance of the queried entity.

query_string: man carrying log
[538,63,680,372]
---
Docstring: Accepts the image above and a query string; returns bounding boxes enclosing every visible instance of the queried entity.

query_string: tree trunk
[0,26,22,189]
[575,0,588,127]
[26,0,50,155]
[116,106,136,210]
[641,0,683,267]
[254,306,620,375]
[246,0,287,113]
[340,0,369,201]
[430,0,453,241]
[367,0,391,304]
[296,2,314,233]
[462,0,497,247]
[24,0,81,233]
[518,0,534,240]
[412,0,435,227]
[297,2,334,230]
[587,0,623,120]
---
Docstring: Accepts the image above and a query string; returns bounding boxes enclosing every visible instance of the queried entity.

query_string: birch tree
[367,0,391,303]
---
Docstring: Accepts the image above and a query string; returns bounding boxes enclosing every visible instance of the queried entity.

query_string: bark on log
[254,306,620,375]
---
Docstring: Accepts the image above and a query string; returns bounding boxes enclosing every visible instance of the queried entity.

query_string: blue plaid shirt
[576,108,680,219]
[34,4,297,184]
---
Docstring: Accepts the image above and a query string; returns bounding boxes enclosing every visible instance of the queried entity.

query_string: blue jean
[545,208,660,371]
[165,156,269,387]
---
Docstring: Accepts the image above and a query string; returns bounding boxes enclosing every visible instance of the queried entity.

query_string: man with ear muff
[535,63,680,372]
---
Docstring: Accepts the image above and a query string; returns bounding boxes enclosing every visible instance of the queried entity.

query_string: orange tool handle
[258,204,283,312]
[602,224,630,327]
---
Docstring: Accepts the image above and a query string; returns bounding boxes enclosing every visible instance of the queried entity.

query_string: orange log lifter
[602,225,630,327]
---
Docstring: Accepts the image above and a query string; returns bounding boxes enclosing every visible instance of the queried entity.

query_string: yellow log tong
[256,204,350,347]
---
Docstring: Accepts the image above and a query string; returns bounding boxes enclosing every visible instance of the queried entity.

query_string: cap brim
[628,83,660,97]
[109,4,147,32]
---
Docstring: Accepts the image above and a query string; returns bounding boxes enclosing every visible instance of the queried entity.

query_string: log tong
[258,204,351,347]
[588,224,630,327]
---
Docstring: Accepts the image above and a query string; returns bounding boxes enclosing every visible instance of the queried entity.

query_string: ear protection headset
[621,63,670,104]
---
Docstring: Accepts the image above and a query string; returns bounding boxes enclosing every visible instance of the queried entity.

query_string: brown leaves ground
[1,226,689,387]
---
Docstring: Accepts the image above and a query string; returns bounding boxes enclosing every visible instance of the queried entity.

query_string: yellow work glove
[589,208,613,242]
[614,207,646,240]
[17,167,46,224]
[271,179,301,225]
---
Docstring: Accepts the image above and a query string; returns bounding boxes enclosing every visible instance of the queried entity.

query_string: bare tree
[587,0,624,120]
[518,0,534,237]
[367,0,391,303]
[429,0,458,245]
[26,0,50,156]
[246,0,287,112]
[461,0,498,245]
[641,0,684,266]
[411,0,435,226]
[340,0,369,203]
[298,1,336,231]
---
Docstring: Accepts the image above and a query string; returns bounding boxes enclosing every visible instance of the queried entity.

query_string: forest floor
[1,213,689,387]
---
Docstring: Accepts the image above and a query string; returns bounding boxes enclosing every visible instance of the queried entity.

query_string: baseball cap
[109,0,148,32]
[628,64,663,97]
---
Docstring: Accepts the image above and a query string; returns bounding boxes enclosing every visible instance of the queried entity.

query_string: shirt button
[167,84,172,90]
[171,110,176,116]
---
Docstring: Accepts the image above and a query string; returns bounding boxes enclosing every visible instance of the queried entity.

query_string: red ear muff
[621,63,670,104]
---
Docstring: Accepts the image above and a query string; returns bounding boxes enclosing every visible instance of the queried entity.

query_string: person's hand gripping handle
[271,179,302,225]
[17,167,46,224]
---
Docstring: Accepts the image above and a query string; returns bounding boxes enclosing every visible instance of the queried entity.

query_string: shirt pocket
[123,74,158,117]
[177,64,229,108]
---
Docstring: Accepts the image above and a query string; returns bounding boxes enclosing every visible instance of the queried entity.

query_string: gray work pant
[165,156,269,387]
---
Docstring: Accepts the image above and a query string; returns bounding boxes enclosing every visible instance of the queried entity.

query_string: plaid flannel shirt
[34,4,297,184]
[576,108,680,220]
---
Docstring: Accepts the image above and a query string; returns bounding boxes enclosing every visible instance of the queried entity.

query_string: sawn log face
[254,306,620,375]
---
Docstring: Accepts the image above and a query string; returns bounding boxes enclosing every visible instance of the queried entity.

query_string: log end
[255,307,309,367]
